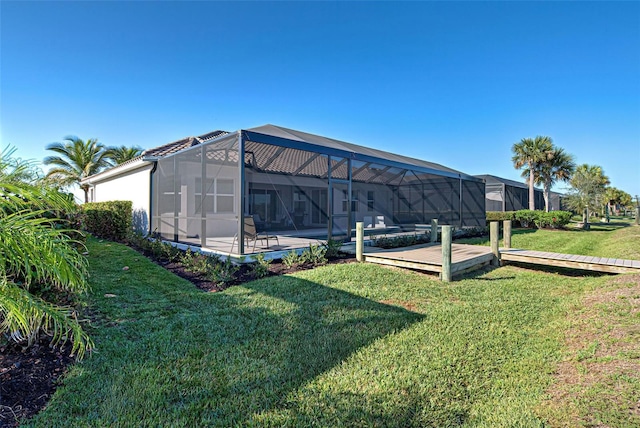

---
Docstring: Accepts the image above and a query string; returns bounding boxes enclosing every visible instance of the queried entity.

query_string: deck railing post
[356,221,364,262]
[431,218,438,243]
[441,225,452,282]
[503,220,512,249]
[490,221,500,266]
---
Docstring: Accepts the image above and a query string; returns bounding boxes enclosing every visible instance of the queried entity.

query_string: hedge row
[82,200,132,241]
[486,210,572,229]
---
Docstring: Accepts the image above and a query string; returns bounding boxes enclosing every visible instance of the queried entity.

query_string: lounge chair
[231,215,279,252]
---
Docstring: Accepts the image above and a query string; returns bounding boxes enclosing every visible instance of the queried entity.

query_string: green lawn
[26,226,640,427]
[458,219,640,260]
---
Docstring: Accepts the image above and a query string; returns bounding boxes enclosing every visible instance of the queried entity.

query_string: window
[367,190,375,211]
[196,177,234,214]
[195,177,214,213]
[351,190,359,212]
[216,179,235,213]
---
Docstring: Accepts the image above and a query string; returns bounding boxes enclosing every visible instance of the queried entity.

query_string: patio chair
[230,216,279,252]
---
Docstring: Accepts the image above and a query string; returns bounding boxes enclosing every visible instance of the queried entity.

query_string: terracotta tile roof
[143,130,228,158]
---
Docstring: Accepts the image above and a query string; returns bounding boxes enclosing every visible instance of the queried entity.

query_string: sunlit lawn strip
[26,236,636,426]
[458,219,639,260]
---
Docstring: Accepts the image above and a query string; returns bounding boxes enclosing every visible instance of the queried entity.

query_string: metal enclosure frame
[150,125,486,255]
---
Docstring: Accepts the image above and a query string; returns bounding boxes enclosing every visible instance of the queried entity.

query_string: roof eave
[80,157,152,185]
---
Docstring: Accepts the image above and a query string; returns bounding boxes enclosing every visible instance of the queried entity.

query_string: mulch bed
[158,252,355,292]
[0,337,74,427]
[0,243,355,426]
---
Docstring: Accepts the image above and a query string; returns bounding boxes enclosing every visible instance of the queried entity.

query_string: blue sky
[2,1,639,197]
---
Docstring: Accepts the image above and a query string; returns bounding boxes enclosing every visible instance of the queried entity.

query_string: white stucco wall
[88,162,154,233]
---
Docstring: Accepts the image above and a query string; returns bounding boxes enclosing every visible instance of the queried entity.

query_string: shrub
[127,231,153,253]
[251,253,272,279]
[181,249,218,274]
[534,211,572,229]
[486,211,516,222]
[515,210,538,228]
[282,250,300,269]
[372,233,429,249]
[208,258,238,286]
[512,210,573,229]
[300,244,327,266]
[324,239,344,258]
[453,226,488,239]
[82,200,132,241]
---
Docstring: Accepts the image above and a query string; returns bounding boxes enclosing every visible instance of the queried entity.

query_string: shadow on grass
[503,262,612,278]
[212,277,425,424]
[44,252,426,426]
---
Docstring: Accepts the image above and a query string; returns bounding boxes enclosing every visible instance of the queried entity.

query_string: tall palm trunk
[81,185,89,203]
[543,182,551,212]
[528,164,536,210]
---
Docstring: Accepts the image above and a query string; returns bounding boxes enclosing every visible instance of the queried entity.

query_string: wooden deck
[359,243,640,278]
[500,249,640,274]
[363,243,494,277]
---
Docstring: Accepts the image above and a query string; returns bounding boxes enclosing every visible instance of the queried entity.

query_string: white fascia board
[80,159,152,186]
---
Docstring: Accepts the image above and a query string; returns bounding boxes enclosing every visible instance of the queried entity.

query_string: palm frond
[0,209,88,292]
[0,277,92,358]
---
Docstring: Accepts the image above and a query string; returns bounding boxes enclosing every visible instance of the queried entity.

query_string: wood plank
[451,253,495,273]
[500,253,640,274]
[364,255,442,273]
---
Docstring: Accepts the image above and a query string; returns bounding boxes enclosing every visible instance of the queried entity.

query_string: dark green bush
[533,211,572,228]
[323,239,344,258]
[82,200,132,241]
[372,232,429,249]
[515,210,538,228]
[486,211,516,222]
[511,210,573,229]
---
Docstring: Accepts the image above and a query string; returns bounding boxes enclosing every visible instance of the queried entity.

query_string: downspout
[459,176,463,227]
[502,183,506,212]
[148,160,158,236]
[238,130,245,255]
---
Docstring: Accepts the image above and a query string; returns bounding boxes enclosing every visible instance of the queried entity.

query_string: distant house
[475,174,540,211]
[475,174,550,211]
[82,124,486,255]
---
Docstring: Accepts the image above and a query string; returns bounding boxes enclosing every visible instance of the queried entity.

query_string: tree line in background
[512,135,634,228]
[44,136,143,203]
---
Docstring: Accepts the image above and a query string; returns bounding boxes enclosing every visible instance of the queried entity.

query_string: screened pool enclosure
[150,125,485,255]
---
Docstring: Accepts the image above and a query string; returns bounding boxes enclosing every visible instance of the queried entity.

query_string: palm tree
[0,147,92,358]
[535,148,575,212]
[107,145,143,165]
[566,164,610,228]
[604,186,632,216]
[44,136,112,203]
[512,136,553,210]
